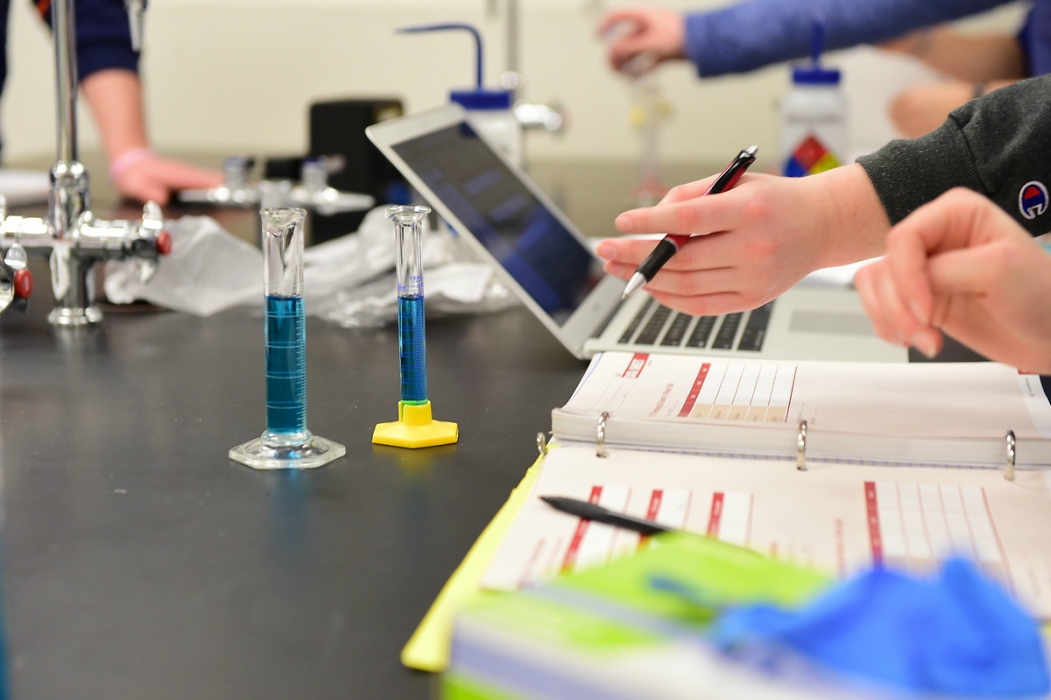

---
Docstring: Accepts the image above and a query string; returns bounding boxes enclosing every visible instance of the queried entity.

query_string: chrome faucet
[0,0,171,326]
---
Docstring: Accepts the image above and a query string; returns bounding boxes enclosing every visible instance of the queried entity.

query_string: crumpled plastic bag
[300,208,518,325]
[301,205,450,300]
[103,207,520,324]
[104,215,261,316]
[710,558,1050,698]
[309,262,518,328]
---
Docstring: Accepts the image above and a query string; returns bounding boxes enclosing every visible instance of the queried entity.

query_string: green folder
[444,532,832,699]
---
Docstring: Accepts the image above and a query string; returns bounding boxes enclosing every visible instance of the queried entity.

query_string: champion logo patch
[1019,181,1049,220]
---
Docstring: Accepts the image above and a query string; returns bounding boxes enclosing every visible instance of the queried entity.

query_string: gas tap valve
[178,155,374,213]
[0,256,33,315]
[0,200,171,326]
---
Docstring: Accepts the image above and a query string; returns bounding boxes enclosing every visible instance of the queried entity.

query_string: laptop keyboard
[617,299,774,352]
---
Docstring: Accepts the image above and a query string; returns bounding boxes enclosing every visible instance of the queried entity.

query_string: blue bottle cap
[449,89,513,110]
[791,66,841,85]
[791,17,840,85]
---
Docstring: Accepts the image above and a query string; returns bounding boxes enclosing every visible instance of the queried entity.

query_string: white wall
[0,0,1028,166]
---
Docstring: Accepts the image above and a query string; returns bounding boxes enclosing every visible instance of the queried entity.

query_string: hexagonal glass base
[229,431,345,470]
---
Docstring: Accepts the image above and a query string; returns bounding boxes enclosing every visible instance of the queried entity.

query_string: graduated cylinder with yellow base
[373,400,459,449]
[373,205,459,450]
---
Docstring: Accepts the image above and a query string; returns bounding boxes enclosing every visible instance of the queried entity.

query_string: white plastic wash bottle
[779,21,847,177]
[399,23,522,168]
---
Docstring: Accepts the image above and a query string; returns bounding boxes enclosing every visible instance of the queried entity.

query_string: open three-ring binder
[402,352,1051,671]
[591,412,1021,477]
[552,352,1051,474]
[481,352,1051,618]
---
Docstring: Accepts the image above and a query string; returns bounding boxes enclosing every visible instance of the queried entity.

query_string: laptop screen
[391,122,604,326]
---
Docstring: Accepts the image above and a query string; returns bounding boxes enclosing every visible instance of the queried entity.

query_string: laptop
[367,104,905,363]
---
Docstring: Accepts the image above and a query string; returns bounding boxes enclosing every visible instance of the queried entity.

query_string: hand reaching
[596,164,890,316]
[111,150,224,205]
[855,188,1051,372]
[597,7,686,74]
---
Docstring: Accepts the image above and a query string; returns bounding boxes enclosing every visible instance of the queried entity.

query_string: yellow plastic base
[373,401,459,449]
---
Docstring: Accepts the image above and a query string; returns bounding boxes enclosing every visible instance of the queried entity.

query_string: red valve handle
[13,269,32,299]
[155,230,172,256]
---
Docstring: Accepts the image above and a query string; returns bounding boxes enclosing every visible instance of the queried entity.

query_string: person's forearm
[883,28,1025,82]
[79,67,224,204]
[811,164,893,268]
[684,0,1004,77]
[925,34,1024,82]
[80,68,149,164]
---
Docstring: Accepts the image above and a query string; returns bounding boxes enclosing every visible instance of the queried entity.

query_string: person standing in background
[10,0,223,204]
[599,0,1043,138]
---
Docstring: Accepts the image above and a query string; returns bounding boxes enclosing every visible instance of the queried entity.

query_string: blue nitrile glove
[710,558,1049,697]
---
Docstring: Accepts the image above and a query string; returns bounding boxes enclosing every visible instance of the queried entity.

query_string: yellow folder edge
[401,452,545,672]
[401,446,1051,671]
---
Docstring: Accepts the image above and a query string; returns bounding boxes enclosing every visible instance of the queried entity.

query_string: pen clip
[703,146,758,196]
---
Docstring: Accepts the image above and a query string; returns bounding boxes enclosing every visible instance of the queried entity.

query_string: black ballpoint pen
[621,145,758,300]
[540,495,762,558]
[540,495,668,536]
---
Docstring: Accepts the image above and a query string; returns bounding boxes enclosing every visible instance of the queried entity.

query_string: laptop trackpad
[789,311,875,336]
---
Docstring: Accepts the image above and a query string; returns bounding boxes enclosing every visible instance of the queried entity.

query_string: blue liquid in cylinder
[265,295,307,435]
[398,295,428,403]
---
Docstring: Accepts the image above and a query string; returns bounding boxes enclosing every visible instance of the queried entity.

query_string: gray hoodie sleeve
[858,75,1051,236]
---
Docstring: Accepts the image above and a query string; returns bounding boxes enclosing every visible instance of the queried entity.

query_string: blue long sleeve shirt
[0,0,138,98]
[685,0,1046,77]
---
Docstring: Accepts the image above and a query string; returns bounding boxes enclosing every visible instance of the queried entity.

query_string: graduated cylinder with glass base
[229,208,345,470]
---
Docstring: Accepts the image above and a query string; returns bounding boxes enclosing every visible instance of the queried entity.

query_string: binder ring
[597,412,610,459]
[1005,430,1016,482]
[537,432,549,456]
[797,420,808,471]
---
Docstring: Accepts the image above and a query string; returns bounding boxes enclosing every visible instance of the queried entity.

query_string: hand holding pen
[595,159,889,318]
[620,146,757,299]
